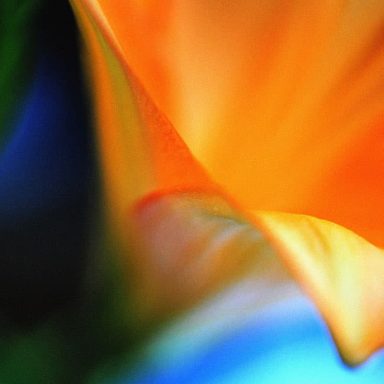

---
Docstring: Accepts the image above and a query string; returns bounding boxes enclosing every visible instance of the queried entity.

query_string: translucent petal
[80,0,384,246]
[71,0,216,243]
[254,211,384,364]
[71,0,384,366]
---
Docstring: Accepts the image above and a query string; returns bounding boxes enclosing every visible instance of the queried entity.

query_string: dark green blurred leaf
[0,0,41,149]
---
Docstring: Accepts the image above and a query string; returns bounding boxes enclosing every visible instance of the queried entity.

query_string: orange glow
[81,0,384,247]
[71,0,216,239]
[71,0,384,365]
[254,211,384,364]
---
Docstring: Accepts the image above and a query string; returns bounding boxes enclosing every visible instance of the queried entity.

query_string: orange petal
[165,0,384,247]
[70,0,216,240]
[254,211,384,365]
[71,0,384,367]
[77,0,174,117]
[83,0,384,246]
[70,0,292,331]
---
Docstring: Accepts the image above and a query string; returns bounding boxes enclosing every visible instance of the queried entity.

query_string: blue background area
[0,54,90,220]
[118,298,384,384]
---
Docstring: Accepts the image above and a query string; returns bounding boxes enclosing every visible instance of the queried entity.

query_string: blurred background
[1,1,384,383]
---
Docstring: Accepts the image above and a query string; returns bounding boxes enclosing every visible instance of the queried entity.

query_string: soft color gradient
[82,0,384,248]
[71,0,384,366]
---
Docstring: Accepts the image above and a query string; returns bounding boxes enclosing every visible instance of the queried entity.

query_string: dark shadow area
[0,0,95,325]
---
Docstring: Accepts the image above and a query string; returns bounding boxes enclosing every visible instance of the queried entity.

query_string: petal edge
[254,211,384,365]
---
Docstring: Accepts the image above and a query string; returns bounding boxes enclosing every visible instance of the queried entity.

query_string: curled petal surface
[71,0,384,366]
[254,211,384,364]
[83,0,384,247]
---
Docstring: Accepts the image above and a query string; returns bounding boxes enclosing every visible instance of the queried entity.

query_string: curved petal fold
[70,0,216,239]
[130,192,291,325]
[71,0,384,368]
[77,0,384,247]
[254,211,384,365]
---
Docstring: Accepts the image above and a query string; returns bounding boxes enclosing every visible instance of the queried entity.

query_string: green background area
[0,0,41,149]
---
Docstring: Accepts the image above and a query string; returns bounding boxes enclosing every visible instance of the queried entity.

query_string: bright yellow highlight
[254,211,384,364]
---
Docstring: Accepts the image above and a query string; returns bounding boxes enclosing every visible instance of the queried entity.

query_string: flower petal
[133,194,384,365]
[130,192,290,324]
[71,0,216,240]
[166,0,384,247]
[71,0,292,331]
[71,0,384,367]
[81,0,384,246]
[254,211,384,365]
